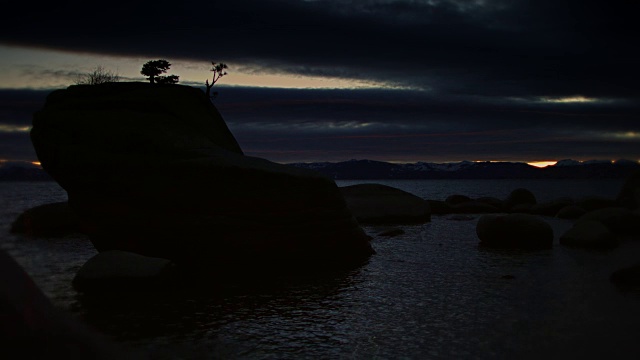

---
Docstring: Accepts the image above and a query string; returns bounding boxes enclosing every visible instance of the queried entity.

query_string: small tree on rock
[205,62,228,98]
[141,59,179,84]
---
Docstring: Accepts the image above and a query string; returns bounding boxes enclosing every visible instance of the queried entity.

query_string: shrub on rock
[476,214,553,250]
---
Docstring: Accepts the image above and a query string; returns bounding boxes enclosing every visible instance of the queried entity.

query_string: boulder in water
[505,188,537,211]
[339,183,430,224]
[30,83,374,272]
[559,220,619,249]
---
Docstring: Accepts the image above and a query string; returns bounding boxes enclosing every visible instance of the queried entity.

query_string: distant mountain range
[289,159,640,179]
[2,159,639,181]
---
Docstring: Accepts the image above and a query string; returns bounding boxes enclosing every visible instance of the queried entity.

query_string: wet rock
[559,220,619,249]
[505,188,537,210]
[556,205,587,219]
[476,214,553,250]
[10,202,81,237]
[72,250,175,292]
[340,183,430,224]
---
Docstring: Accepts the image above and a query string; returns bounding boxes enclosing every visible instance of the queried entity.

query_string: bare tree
[205,62,228,98]
[75,66,120,85]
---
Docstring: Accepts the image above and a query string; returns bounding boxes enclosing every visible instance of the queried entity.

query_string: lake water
[1,179,639,359]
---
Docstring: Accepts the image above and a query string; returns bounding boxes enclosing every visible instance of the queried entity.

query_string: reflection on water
[2,181,640,358]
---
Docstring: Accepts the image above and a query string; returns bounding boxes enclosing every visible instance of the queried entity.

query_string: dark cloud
[1,0,639,162]
[2,0,639,97]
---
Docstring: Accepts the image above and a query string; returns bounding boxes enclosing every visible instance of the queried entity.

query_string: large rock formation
[30,83,373,272]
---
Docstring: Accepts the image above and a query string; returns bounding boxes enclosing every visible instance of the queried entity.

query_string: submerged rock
[339,183,430,224]
[476,214,553,250]
[30,83,374,271]
[72,250,175,292]
[10,201,81,237]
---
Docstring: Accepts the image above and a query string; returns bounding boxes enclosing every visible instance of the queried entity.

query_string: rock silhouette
[30,83,373,272]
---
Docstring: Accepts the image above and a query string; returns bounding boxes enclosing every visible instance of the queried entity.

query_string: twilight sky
[1,0,639,165]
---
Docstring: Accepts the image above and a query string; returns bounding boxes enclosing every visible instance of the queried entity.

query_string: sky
[1,0,639,165]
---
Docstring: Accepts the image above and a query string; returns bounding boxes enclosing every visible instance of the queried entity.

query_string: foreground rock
[476,214,553,250]
[0,249,133,358]
[339,184,430,224]
[10,202,80,237]
[31,83,374,271]
[72,250,175,292]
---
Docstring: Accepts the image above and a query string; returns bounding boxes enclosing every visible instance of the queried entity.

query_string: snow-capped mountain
[289,159,640,179]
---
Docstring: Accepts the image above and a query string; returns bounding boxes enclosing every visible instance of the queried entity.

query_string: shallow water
[1,180,639,359]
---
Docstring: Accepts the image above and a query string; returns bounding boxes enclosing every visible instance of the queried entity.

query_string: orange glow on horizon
[528,161,557,168]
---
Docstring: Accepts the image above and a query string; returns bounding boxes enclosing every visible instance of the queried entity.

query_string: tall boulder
[30,83,374,272]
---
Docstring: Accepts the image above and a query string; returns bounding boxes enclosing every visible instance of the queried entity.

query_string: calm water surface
[1,179,638,359]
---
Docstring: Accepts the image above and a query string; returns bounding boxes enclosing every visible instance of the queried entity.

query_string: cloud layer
[1,0,639,162]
